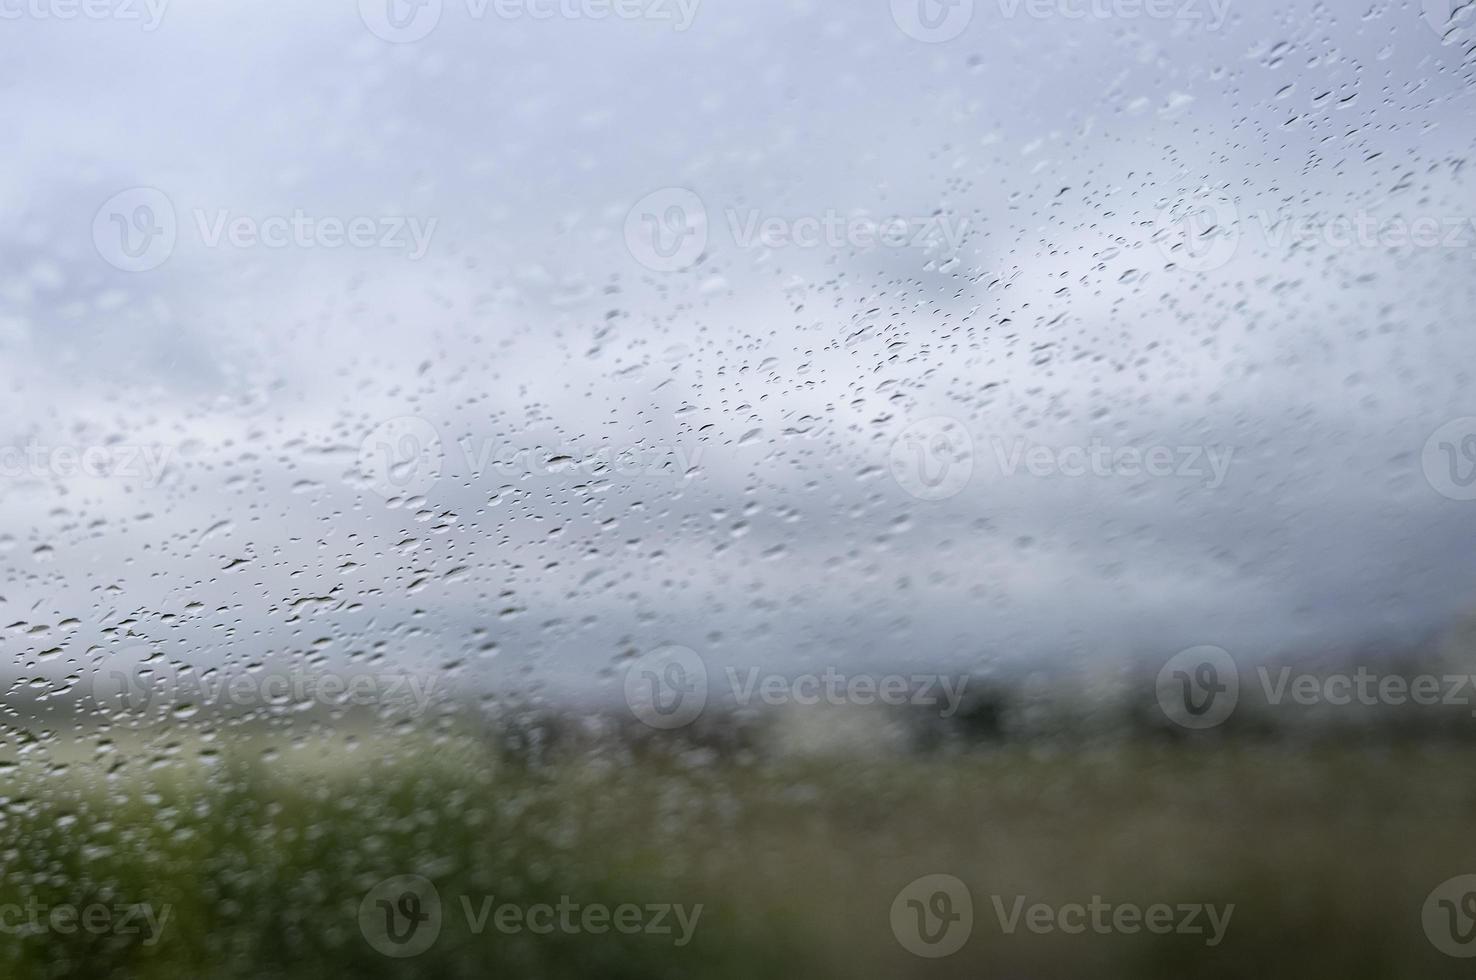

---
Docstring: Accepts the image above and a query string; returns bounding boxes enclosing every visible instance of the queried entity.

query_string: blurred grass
[2,732,1475,978]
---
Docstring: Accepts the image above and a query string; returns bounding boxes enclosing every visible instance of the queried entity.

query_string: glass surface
[3,0,1476,975]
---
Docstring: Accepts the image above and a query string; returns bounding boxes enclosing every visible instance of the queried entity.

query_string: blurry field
[2,730,1475,978]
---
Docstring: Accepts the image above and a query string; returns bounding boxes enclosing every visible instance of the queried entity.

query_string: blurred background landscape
[2,0,1475,974]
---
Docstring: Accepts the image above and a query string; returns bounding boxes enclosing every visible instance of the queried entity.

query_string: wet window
[5,0,1476,976]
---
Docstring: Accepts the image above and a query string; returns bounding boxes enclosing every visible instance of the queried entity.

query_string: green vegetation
[2,732,1475,978]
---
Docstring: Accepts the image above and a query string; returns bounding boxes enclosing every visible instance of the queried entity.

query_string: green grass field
[3,729,1475,978]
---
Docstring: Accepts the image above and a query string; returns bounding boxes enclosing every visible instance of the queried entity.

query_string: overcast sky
[1,0,1474,708]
